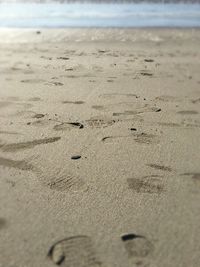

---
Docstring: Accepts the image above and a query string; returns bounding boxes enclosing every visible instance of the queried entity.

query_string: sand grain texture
[0,28,200,267]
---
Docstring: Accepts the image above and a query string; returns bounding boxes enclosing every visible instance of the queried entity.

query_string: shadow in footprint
[101,135,127,143]
[140,71,153,77]
[48,235,102,266]
[57,57,69,60]
[144,59,154,63]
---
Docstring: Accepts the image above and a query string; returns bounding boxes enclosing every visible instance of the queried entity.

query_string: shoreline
[1,0,200,3]
[0,28,200,46]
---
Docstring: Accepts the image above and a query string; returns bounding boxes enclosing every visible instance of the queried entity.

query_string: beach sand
[0,28,200,267]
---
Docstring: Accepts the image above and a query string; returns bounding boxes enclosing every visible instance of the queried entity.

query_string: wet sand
[0,28,200,267]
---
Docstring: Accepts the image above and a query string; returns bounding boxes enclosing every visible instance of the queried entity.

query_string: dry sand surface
[0,28,200,267]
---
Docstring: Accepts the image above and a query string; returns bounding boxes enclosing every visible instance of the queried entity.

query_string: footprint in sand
[0,137,61,152]
[158,122,181,128]
[0,218,7,230]
[62,101,85,105]
[53,122,84,131]
[155,95,179,103]
[134,133,159,145]
[181,173,200,181]
[0,100,33,117]
[0,130,21,135]
[0,153,86,193]
[177,110,198,115]
[92,105,104,111]
[92,102,143,112]
[86,117,115,128]
[21,79,45,84]
[121,233,154,265]
[28,97,41,102]
[147,164,172,172]
[0,156,33,171]
[102,132,159,145]
[127,175,164,194]
[191,98,200,104]
[99,93,138,99]
[45,81,64,86]
[113,106,161,117]
[48,235,102,266]
[7,96,20,101]
[31,155,87,192]
[1,153,87,192]
[181,118,200,128]
[108,76,117,79]
[28,119,51,127]
[45,171,85,192]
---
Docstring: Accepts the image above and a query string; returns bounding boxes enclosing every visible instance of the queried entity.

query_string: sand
[0,28,200,267]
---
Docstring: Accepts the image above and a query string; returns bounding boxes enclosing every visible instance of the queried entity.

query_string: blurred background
[0,0,200,28]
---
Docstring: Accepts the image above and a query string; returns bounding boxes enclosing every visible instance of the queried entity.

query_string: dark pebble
[155,108,161,112]
[71,155,81,160]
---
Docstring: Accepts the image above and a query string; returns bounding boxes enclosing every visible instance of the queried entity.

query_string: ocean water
[0,2,200,27]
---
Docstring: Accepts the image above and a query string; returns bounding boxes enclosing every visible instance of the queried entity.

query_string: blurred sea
[0,2,200,27]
